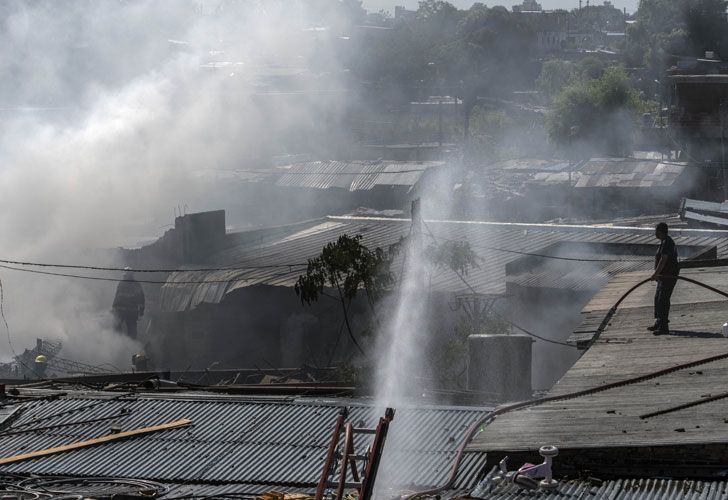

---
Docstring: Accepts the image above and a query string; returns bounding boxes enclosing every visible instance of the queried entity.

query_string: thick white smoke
[0,0,348,367]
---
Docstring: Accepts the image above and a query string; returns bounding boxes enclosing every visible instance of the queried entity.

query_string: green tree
[536,60,576,101]
[295,234,396,354]
[547,66,648,156]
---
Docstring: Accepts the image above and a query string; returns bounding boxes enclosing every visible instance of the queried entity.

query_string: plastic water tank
[467,333,532,402]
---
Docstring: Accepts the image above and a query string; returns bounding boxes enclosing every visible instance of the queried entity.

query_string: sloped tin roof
[0,392,491,493]
[274,161,444,191]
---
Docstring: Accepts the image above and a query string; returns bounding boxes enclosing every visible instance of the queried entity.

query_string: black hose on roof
[405,274,728,500]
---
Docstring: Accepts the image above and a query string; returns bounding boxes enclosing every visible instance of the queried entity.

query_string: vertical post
[464,103,470,140]
[438,98,443,147]
[721,100,728,201]
[411,198,422,237]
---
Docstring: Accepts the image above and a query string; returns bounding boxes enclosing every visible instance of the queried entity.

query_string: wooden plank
[0,418,192,465]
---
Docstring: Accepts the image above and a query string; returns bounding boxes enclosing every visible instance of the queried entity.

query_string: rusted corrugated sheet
[159,217,728,312]
[0,393,491,492]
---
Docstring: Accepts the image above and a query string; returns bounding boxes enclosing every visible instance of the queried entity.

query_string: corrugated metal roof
[160,217,728,312]
[528,158,688,188]
[477,467,728,499]
[574,158,686,188]
[0,392,491,492]
[491,159,571,172]
[681,198,728,228]
[274,161,444,191]
[507,257,649,291]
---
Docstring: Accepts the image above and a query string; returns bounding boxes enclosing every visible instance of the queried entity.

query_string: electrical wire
[0,263,302,285]
[0,277,42,378]
[425,232,652,263]
[228,167,430,175]
[403,274,728,500]
[421,221,578,348]
[0,258,308,273]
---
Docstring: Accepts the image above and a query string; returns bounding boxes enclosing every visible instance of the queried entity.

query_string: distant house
[273,160,448,212]
[394,5,416,23]
[667,73,728,166]
[527,156,694,218]
[190,160,449,229]
[512,9,569,53]
[468,157,695,222]
[512,0,543,12]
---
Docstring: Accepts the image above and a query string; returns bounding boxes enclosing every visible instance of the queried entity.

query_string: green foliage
[628,0,728,74]
[351,1,536,97]
[574,57,605,81]
[425,240,481,276]
[547,66,649,156]
[294,234,395,305]
[417,0,459,22]
[536,60,575,100]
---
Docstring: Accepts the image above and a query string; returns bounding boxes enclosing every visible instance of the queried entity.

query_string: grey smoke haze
[0,0,349,366]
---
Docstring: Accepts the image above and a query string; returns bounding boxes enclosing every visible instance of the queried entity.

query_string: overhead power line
[201,167,431,175]
[421,220,578,348]
[425,233,650,263]
[0,263,300,286]
[0,258,307,274]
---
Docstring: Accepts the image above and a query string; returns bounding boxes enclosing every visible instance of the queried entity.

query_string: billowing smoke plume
[0,0,349,366]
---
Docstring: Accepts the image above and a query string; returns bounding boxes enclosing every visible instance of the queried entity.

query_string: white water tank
[467,333,532,402]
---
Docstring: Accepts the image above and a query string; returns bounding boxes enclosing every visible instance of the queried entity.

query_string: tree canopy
[547,66,649,156]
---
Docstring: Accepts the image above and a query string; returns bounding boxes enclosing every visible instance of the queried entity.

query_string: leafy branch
[294,234,396,355]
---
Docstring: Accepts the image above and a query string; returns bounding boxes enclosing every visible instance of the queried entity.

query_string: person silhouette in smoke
[648,222,679,336]
[112,267,145,339]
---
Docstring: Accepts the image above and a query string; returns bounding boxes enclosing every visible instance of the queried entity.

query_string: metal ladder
[315,407,395,500]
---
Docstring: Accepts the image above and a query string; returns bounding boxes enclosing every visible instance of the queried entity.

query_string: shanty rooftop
[274,160,446,192]
[0,389,491,497]
[468,266,728,477]
[160,215,728,312]
[530,157,687,188]
[681,198,728,228]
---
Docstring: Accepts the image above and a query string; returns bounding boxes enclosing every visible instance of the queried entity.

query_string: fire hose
[405,274,728,500]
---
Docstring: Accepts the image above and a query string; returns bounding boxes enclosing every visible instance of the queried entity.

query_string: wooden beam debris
[0,418,192,466]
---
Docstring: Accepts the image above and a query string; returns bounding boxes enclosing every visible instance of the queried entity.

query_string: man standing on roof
[648,222,679,335]
[112,267,145,339]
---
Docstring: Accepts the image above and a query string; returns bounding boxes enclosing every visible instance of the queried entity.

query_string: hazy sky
[363,0,639,14]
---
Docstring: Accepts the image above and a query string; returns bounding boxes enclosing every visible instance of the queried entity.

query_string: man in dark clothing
[647,222,679,335]
[112,268,145,339]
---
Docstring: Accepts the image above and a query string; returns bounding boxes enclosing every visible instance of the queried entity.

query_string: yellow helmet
[35,355,47,364]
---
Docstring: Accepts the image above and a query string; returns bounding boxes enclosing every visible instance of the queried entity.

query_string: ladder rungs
[352,427,376,434]
[349,454,369,460]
